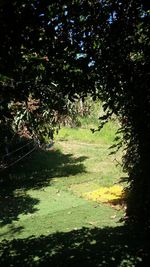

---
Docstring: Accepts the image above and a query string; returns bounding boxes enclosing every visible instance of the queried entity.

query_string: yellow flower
[83,185,124,204]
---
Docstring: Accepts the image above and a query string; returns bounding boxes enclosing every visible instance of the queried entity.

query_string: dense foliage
[0,0,150,228]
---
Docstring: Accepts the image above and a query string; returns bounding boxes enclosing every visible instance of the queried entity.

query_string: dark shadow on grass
[0,226,148,266]
[0,192,39,226]
[0,148,87,190]
[0,225,24,239]
[0,148,87,226]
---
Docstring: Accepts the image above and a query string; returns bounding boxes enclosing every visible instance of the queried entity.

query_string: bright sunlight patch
[83,185,124,204]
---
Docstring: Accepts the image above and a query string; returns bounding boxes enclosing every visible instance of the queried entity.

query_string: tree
[0,0,74,148]
[0,0,150,229]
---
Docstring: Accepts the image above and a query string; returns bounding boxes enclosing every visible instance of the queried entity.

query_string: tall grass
[54,99,120,145]
[77,100,104,128]
[55,120,118,145]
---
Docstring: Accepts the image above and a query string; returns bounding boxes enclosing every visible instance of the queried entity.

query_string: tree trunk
[126,130,150,230]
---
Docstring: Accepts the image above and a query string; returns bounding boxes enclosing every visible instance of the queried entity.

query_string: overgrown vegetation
[0,0,150,259]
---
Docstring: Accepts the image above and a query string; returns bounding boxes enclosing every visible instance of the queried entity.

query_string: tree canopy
[0,0,150,229]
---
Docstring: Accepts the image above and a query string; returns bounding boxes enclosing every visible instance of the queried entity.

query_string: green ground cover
[0,124,146,266]
[55,120,119,145]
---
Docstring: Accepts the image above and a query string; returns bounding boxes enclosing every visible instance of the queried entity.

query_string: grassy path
[1,128,145,266]
[0,137,124,240]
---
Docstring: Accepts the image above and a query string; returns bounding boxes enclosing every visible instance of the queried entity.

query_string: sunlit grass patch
[55,120,119,145]
[83,185,124,205]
